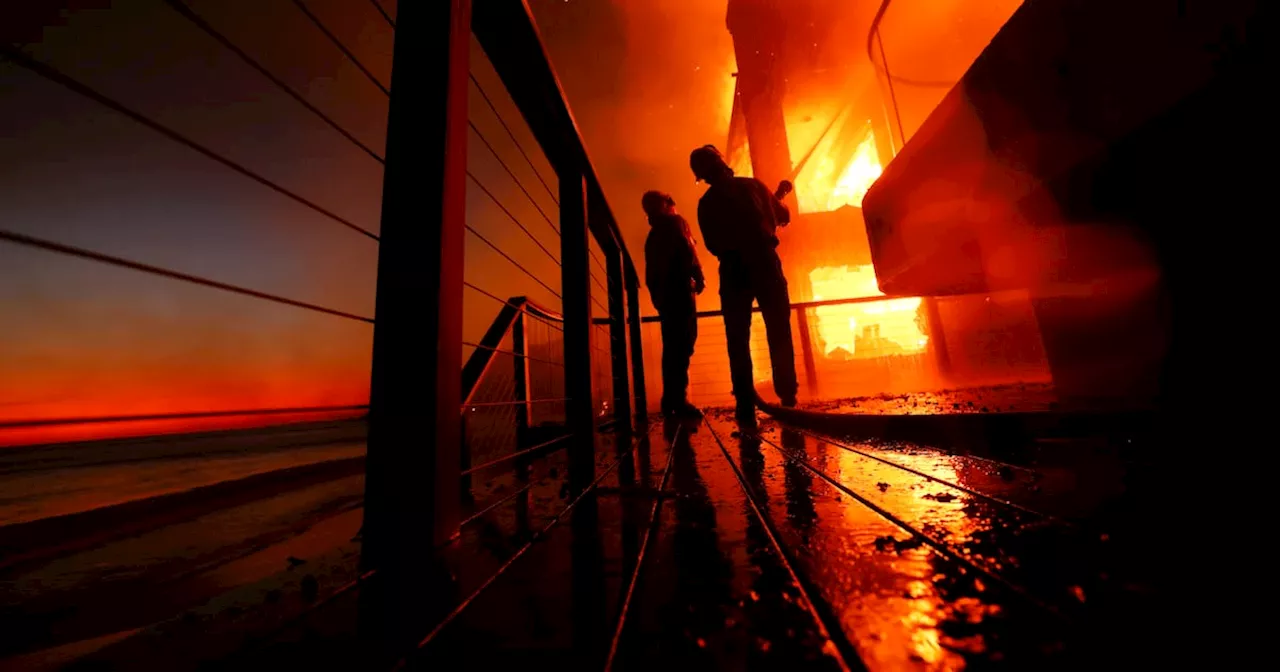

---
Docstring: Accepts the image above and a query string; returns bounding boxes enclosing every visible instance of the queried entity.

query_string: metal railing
[1,0,647,665]
[618,289,1052,409]
[458,297,569,502]
[360,0,650,662]
[867,0,1024,150]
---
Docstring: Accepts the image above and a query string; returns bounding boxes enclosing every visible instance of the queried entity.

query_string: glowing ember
[809,265,927,359]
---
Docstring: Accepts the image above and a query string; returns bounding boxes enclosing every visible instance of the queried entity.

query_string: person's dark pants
[659,301,698,411]
[718,250,798,408]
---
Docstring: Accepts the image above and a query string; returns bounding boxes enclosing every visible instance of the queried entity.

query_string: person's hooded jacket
[644,212,704,314]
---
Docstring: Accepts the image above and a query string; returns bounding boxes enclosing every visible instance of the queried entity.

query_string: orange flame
[830,131,883,209]
[809,265,927,359]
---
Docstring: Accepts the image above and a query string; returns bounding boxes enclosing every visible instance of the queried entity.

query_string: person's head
[690,144,733,184]
[641,190,676,219]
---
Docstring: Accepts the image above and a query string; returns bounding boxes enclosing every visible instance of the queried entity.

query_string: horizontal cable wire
[468,73,559,211]
[461,342,564,368]
[0,45,380,242]
[164,0,385,164]
[0,229,374,323]
[468,96,607,308]
[291,0,619,293]
[369,0,395,29]
[400,433,640,665]
[459,484,530,528]
[461,283,564,331]
[468,118,560,239]
[467,76,611,294]
[466,169,559,267]
[462,398,569,408]
[271,12,613,284]
[590,249,608,276]
[289,0,390,96]
[463,226,561,299]
[460,434,572,475]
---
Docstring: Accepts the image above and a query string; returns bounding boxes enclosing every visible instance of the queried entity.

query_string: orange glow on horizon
[0,409,367,448]
[0,321,372,447]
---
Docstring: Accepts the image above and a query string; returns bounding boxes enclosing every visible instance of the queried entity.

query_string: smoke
[533,0,737,311]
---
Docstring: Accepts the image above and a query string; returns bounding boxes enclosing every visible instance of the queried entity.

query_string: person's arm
[773,194,791,226]
[696,199,722,258]
[756,178,791,226]
[690,245,706,294]
[676,216,706,294]
[644,234,665,313]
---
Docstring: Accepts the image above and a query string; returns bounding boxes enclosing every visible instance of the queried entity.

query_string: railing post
[867,3,907,151]
[924,297,953,380]
[795,306,820,396]
[360,0,469,648]
[625,260,648,422]
[604,243,633,431]
[511,307,532,538]
[460,417,472,506]
[561,172,595,494]
[512,308,531,444]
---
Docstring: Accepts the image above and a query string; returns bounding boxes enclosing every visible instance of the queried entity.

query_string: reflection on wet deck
[404,409,1161,670]
[51,410,1167,670]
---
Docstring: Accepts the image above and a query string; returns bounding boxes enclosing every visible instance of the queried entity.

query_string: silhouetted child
[642,191,705,418]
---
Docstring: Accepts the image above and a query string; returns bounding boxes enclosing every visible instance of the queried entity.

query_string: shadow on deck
[43,406,1179,671]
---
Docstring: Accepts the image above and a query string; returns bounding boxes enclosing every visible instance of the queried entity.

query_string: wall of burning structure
[638,0,1044,408]
[857,0,1263,409]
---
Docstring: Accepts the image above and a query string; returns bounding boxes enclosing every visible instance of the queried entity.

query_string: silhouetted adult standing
[690,144,798,418]
[643,190,705,418]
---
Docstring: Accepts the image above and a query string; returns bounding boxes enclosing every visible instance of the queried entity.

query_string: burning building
[713,0,1044,400]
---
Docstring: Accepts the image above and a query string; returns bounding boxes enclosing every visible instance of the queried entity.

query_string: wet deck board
[739,412,1172,669]
[613,418,846,672]
[35,411,1175,670]
[413,427,654,668]
[716,414,1069,669]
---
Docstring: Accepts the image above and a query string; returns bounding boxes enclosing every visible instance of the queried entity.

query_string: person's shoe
[780,395,797,409]
[735,403,756,425]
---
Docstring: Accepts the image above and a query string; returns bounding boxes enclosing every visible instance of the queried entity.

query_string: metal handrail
[461,296,563,406]
[866,0,958,90]
[459,433,571,476]
[866,0,963,151]
[596,289,1016,325]
[471,2,633,272]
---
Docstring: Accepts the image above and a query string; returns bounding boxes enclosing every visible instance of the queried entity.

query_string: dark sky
[2,0,388,429]
[531,0,738,280]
